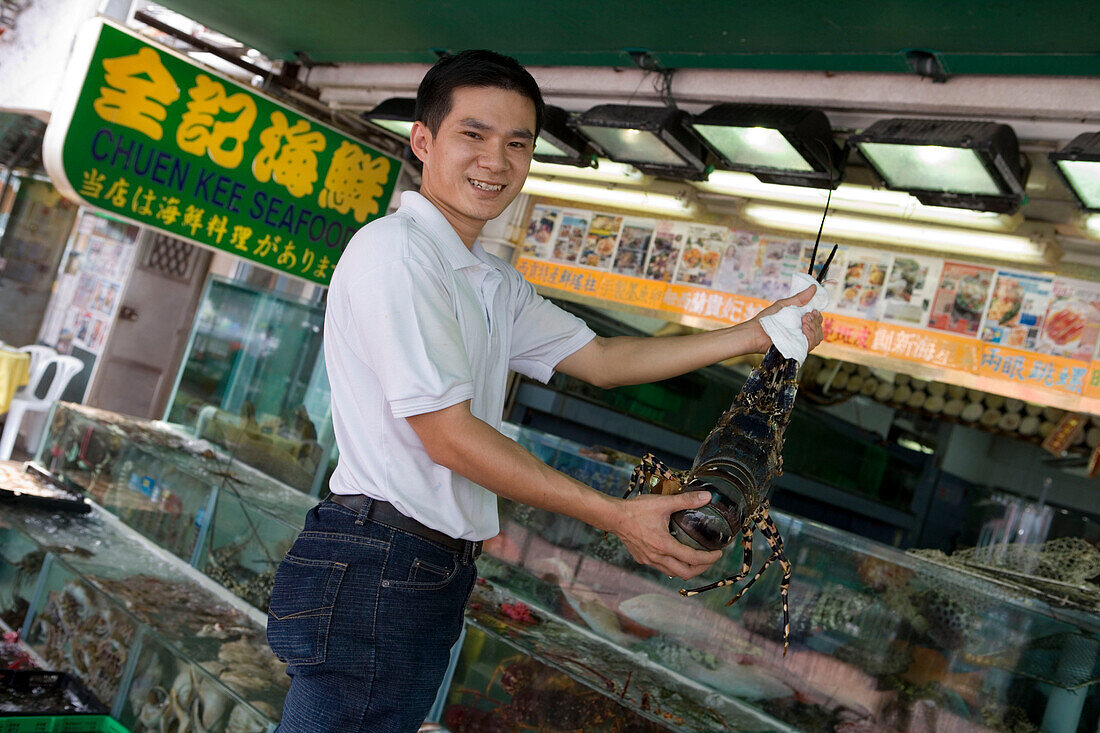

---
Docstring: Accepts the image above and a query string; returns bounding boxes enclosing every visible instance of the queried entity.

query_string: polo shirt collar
[399,191,482,270]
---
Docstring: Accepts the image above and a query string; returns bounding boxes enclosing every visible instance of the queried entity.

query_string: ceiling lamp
[848,119,1027,214]
[688,104,844,189]
[533,105,594,167]
[1050,132,1100,212]
[571,105,709,180]
[361,97,415,141]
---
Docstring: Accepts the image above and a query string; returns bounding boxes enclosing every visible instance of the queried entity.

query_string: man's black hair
[415,50,544,137]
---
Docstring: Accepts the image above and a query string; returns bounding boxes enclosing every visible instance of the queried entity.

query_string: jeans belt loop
[353,495,373,526]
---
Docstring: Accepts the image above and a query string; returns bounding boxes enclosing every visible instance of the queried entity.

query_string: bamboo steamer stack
[800,357,1100,449]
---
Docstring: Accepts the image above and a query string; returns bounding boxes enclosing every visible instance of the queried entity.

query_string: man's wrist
[584,491,624,535]
[732,319,770,356]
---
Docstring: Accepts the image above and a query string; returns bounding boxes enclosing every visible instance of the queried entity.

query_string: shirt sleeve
[346,257,474,418]
[507,272,596,383]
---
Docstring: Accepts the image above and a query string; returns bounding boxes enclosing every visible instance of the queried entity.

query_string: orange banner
[978,345,1090,397]
[662,284,767,325]
[1081,365,1100,401]
[823,313,875,351]
[869,322,982,372]
[517,256,1100,411]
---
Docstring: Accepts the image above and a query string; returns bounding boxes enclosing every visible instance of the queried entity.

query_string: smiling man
[267,50,823,732]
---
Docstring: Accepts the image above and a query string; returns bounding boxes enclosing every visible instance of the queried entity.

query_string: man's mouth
[469,178,505,192]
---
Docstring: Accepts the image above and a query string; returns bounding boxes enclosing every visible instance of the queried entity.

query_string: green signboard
[44,20,400,285]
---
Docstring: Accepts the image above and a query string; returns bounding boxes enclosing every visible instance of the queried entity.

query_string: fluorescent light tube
[699,170,1017,231]
[1085,214,1100,237]
[742,202,1047,265]
[529,158,645,184]
[521,176,696,217]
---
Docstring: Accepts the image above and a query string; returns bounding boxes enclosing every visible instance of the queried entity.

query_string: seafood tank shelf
[0,488,280,732]
[13,402,1100,732]
[488,422,1100,733]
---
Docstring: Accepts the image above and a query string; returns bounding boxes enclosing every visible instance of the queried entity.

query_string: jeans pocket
[267,554,347,666]
[382,553,459,591]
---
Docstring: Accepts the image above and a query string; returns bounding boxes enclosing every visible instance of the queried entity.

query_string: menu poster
[792,241,848,309]
[833,248,893,319]
[645,220,688,282]
[757,237,809,302]
[521,205,561,259]
[980,270,1053,349]
[1037,277,1100,361]
[878,255,943,327]
[611,218,656,277]
[927,261,995,336]
[674,224,729,288]
[712,228,760,295]
[550,209,591,265]
[577,213,624,270]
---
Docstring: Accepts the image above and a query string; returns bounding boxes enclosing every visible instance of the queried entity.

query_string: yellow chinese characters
[317,141,390,223]
[93,48,180,141]
[177,75,257,169]
[253,112,327,197]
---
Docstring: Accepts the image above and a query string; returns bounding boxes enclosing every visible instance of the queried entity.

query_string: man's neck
[418,188,481,249]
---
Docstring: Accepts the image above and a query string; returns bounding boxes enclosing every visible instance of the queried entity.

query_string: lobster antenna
[817,243,839,283]
[807,138,840,278]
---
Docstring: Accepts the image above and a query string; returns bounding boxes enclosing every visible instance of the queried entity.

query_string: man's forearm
[564,321,762,389]
[406,404,622,533]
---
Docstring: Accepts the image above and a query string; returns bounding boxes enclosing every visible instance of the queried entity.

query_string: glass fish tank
[0,500,280,732]
[470,423,1100,733]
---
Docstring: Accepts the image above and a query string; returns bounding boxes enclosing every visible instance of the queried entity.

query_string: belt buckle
[469,541,483,562]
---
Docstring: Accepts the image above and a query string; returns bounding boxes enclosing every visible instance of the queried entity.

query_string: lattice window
[142,233,197,281]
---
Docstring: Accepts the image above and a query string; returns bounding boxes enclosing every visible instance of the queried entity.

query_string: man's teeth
[470,179,504,192]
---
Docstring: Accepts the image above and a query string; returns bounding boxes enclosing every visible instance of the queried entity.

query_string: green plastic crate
[0,716,129,733]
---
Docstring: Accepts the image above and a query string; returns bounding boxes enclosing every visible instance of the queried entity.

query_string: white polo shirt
[325,191,595,540]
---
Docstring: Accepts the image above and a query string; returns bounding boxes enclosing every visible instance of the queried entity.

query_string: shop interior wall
[939,424,1100,517]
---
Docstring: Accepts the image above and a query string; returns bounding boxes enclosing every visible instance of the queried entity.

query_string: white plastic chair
[0,354,83,460]
[13,345,57,399]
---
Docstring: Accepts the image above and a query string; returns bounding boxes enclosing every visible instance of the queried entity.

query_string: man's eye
[464,131,482,140]
[509,141,529,149]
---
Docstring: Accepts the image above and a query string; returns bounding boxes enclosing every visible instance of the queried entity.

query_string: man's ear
[409,121,431,164]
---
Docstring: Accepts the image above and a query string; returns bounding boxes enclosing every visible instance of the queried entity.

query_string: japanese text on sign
[45,20,400,285]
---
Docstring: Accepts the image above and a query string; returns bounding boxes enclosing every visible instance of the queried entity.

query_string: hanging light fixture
[533,105,594,167]
[361,97,416,141]
[571,104,710,180]
[1050,132,1100,212]
[848,118,1027,214]
[688,104,845,189]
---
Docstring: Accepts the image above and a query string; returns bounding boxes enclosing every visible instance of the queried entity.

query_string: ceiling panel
[154,0,1100,75]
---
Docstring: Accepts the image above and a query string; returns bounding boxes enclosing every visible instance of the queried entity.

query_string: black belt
[327,493,482,561]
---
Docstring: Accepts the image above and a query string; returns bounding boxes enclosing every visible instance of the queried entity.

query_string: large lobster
[623,244,836,654]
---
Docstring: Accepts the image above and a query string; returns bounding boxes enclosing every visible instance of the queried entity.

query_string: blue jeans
[268,499,478,733]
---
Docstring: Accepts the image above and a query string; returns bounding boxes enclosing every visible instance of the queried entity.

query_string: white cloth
[758,272,829,364]
[325,191,595,540]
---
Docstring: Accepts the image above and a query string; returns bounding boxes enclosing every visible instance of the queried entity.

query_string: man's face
[412,86,536,240]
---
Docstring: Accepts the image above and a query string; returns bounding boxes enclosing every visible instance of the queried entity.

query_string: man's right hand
[611,491,724,579]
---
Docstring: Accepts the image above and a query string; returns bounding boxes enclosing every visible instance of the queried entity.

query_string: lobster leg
[679,523,754,596]
[624,453,682,499]
[758,508,794,655]
[720,508,793,654]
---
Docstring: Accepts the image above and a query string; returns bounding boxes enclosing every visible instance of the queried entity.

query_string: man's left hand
[749,285,825,354]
